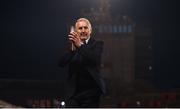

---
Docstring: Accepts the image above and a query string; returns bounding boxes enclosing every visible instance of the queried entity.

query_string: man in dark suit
[59,18,106,107]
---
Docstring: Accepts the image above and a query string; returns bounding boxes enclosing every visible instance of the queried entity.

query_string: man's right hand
[69,32,83,50]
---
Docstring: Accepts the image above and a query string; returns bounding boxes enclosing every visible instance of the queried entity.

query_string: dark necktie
[83,40,86,45]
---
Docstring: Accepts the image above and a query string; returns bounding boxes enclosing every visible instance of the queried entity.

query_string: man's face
[75,21,91,41]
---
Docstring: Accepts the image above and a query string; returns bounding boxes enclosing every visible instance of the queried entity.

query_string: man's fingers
[69,35,78,41]
[73,32,79,36]
[69,38,75,42]
[68,35,75,39]
[70,32,79,38]
[70,32,77,35]
[68,34,74,37]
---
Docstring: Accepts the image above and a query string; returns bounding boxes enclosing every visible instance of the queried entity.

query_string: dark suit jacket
[59,37,106,97]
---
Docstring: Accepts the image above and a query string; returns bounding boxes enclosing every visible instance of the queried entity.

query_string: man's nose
[82,28,86,32]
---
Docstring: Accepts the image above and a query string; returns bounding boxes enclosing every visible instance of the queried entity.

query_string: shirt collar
[85,36,90,44]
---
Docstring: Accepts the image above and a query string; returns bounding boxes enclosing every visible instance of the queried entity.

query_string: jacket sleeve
[78,41,104,65]
[58,50,75,68]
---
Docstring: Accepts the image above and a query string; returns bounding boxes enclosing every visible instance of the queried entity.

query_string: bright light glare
[61,101,65,106]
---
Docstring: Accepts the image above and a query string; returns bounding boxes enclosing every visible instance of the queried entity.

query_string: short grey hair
[75,18,92,31]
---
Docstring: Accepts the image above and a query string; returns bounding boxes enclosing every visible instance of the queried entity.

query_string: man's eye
[84,27,88,29]
[79,27,82,29]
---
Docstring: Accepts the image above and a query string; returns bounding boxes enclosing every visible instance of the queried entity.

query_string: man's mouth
[80,33,87,36]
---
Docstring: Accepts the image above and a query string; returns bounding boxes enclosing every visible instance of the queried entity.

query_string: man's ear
[90,28,92,34]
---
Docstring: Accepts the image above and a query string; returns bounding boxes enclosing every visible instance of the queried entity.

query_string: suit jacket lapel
[86,37,95,48]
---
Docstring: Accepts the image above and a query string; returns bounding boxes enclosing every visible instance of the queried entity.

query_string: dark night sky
[1,0,180,89]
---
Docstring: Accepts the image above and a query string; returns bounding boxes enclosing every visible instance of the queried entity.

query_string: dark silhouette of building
[80,0,135,106]
[80,0,154,107]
